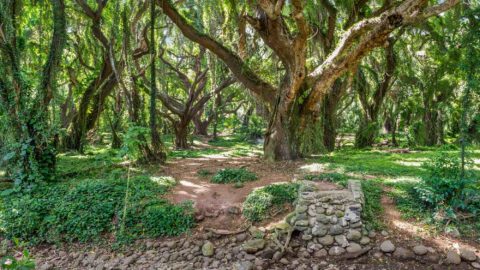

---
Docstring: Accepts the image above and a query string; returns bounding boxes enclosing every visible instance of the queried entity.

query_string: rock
[202,241,214,257]
[380,240,395,253]
[459,248,477,262]
[295,220,309,227]
[233,261,253,270]
[328,246,346,256]
[346,230,362,241]
[236,233,247,242]
[227,206,241,215]
[242,239,265,254]
[334,235,349,247]
[472,262,480,269]
[39,263,53,270]
[347,243,362,253]
[312,224,327,237]
[258,248,275,259]
[413,245,428,256]
[280,258,289,265]
[359,237,370,245]
[424,253,440,263]
[329,224,344,235]
[380,230,389,237]
[297,205,308,213]
[444,227,461,238]
[314,249,328,258]
[249,226,265,238]
[302,234,313,241]
[272,251,283,261]
[330,216,338,224]
[446,249,461,265]
[393,247,415,260]
[317,214,330,224]
[318,235,334,246]
[368,231,377,238]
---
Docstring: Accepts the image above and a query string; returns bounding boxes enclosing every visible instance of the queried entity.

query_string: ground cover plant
[211,168,258,184]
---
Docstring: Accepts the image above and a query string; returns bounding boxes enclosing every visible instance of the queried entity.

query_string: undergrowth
[211,168,257,184]
[0,171,194,244]
[304,172,349,186]
[243,183,299,222]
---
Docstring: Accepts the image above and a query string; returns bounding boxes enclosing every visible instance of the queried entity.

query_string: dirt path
[381,192,480,257]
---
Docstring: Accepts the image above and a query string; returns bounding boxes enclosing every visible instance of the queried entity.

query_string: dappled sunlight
[383,175,421,183]
[394,160,423,167]
[149,176,176,187]
[299,163,330,173]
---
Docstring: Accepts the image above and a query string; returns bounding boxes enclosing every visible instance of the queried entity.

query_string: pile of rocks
[287,180,370,257]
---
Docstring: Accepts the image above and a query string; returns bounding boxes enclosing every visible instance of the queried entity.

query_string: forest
[0,0,479,269]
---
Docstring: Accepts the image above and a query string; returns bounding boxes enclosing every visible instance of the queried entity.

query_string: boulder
[459,248,477,262]
[446,249,461,265]
[413,245,428,256]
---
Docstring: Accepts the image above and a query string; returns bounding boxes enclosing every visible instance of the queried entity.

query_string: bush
[243,183,299,222]
[414,152,480,220]
[211,168,257,184]
[0,174,194,244]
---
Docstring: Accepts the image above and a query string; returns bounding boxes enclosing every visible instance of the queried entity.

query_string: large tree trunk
[193,114,209,136]
[174,121,190,149]
[264,111,301,161]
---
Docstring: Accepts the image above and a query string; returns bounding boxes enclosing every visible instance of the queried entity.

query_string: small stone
[249,226,265,239]
[335,211,344,217]
[368,231,377,238]
[328,246,346,256]
[316,214,330,224]
[227,206,241,215]
[236,233,247,242]
[380,240,395,253]
[350,221,362,228]
[272,251,283,261]
[295,220,309,227]
[347,243,362,254]
[346,230,362,241]
[393,247,415,260]
[297,205,308,213]
[330,216,338,224]
[329,224,344,235]
[444,227,461,238]
[359,237,370,245]
[381,230,389,236]
[413,245,428,256]
[316,208,325,214]
[302,234,313,241]
[280,258,289,265]
[314,249,328,258]
[318,235,334,246]
[460,248,477,262]
[472,262,480,269]
[326,208,335,215]
[334,235,349,247]
[234,260,253,270]
[312,224,327,237]
[201,241,214,257]
[446,249,461,265]
[242,239,265,254]
[339,218,348,227]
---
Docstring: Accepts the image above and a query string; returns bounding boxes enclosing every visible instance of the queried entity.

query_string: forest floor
[2,135,480,269]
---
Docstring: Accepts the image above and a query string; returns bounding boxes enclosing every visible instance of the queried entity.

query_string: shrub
[414,152,480,221]
[211,168,257,184]
[243,183,299,222]
[361,179,384,230]
[0,174,194,244]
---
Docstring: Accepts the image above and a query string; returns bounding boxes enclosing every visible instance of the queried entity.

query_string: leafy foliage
[211,168,257,184]
[0,174,193,244]
[414,152,480,220]
[243,183,299,222]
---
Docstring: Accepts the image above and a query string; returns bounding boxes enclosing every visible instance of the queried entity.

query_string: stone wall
[287,180,370,256]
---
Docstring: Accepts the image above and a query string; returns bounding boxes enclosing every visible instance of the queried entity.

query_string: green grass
[211,168,257,184]
[243,183,300,222]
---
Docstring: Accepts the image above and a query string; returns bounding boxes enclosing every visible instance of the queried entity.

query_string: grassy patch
[361,179,384,230]
[243,183,300,222]
[0,169,194,245]
[211,168,257,184]
[304,172,349,186]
